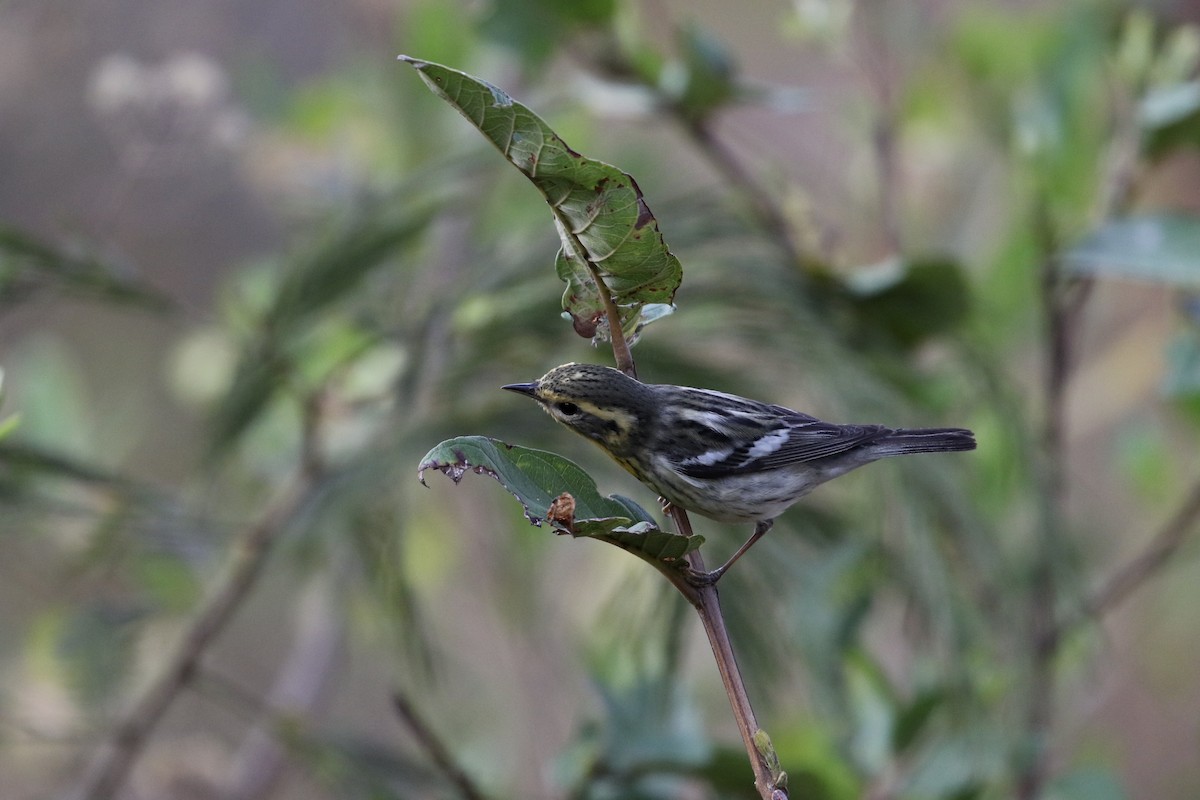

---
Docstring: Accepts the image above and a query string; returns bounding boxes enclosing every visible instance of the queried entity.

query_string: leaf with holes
[417,436,702,563]
[399,57,681,345]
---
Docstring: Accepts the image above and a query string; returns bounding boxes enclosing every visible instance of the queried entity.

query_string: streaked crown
[502,363,651,453]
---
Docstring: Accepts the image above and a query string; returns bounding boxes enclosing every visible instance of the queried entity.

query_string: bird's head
[503,363,650,452]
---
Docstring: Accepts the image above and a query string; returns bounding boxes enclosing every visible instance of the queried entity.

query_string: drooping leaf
[0,226,171,310]
[417,436,702,563]
[1063,213,1200,287]
[399,57,682,345]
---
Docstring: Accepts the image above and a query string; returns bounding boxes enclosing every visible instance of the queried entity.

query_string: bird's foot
[680,564,725,587]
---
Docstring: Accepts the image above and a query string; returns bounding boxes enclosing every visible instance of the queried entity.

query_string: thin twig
[392,692,490,800]
[1060,474,1200,634]
[65,403,328,800]
[679,118,814,273]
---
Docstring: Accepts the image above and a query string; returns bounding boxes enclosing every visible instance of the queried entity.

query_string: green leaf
[891,688,945,754]
[843,257,971,348]
[1163,328,1200,397]
[1063,214,1200,287]
[210,198,434,451]
[1046,768,1129,800]
[417,436,702,563]
[477,0,616,67]
[0,367,15,441]
[659,24,738,121]
[399,57,682,345]
[54,604,145,708]
[0,226,172,310]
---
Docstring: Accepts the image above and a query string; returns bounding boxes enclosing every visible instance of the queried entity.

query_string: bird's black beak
[502,381,538,398]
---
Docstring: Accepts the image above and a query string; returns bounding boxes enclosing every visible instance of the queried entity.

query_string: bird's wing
[664,394,888,479]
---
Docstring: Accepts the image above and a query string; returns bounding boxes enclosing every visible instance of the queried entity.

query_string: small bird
[503,363,976,584]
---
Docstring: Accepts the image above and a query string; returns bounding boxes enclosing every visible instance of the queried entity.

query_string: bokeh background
[3,0,1200,798]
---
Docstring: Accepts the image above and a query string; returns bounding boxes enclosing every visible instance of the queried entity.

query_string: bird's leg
[683,519,775,587]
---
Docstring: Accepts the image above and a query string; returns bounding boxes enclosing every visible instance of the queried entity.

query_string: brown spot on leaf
[571,311,601,338]
[547,492,576,533]
[634,197,654,230]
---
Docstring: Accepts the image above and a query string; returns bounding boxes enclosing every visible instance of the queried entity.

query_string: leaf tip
[396,55,427,68]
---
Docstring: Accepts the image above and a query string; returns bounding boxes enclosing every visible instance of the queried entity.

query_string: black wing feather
[676,403,890,479]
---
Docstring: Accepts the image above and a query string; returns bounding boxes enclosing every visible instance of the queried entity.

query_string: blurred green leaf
[0,367,15,441]
[843,258,971,349]
[1139,81,1200,130]
[477,0,616,67]
[566,676,713,798]
[54,604,145,708]
[845,650,896,775]
[1046,768,1129,800]
[265,205,434,335]
[210,198,434,451]
[133,553,201,614]
[1141,82,1200,159]
[399,57,682,345]
[1064,214,1200,287]
[0,226,171,310]
[891,688,945,754]
[596,676,711,772]
[659,24,738,121]
[418,436,702,563]
[1163,328,1200,398]
[1114,420,1175,504]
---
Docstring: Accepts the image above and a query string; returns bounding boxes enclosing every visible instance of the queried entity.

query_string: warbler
[503,363,976,584]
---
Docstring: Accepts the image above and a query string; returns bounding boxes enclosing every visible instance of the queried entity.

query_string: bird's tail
[876,427,976,455]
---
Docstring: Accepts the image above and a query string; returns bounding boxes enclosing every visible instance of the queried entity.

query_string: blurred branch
[1017,203,1068,800]
[1056,473,1200,637]
[679,118,814,273]
[392,692,489,800]
[66,395,330,800]
[1018,82,1153,798]
[0,225,172,311]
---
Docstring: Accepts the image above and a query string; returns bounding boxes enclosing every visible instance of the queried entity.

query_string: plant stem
[665,507,786,800]
[1018,206,1067,800]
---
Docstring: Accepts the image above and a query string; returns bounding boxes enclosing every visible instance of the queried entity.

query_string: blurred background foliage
[2,0,1200,798]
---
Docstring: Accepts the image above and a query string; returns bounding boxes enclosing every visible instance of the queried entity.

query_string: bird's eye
[556,402,580,416]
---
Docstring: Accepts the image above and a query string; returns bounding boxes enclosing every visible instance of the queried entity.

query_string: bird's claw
[680,565,723,587]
